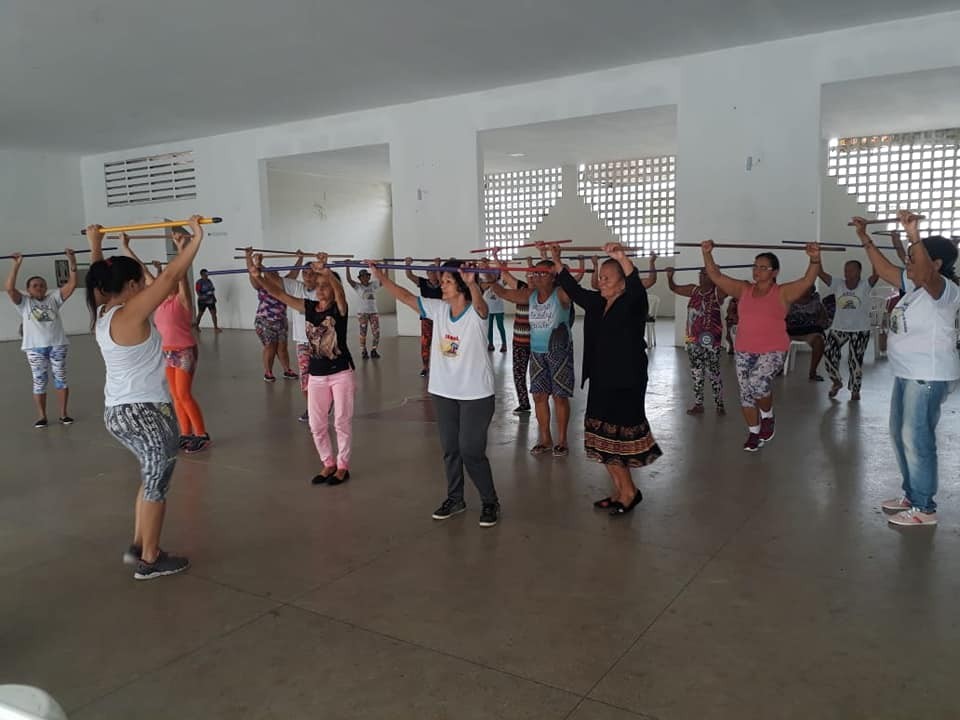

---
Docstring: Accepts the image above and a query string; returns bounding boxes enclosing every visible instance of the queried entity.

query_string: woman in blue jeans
[855,210,960,527]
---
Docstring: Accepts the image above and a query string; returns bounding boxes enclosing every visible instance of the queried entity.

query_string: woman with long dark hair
[84,217,204,580]
[374,258,500,527]
[856,211,960,526]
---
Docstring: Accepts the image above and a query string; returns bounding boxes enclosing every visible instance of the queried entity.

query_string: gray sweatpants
[430,394,498,505]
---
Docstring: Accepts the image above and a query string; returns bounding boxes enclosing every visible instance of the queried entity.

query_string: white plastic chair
[783,340,808,375]
[646,295,661,347]
[0,686,68,720]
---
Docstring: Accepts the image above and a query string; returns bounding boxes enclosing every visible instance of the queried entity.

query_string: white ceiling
[821,66,960,138]
[481,107,677,173]
[3,0,959,152]
[266,144,391,183]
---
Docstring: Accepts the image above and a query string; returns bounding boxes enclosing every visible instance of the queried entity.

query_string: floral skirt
[584,385,662,468]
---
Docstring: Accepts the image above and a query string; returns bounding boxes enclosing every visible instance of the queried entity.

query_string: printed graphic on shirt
[836,292,861,311]
[29,303,58,324]
[307,316,342,360]
[440,333,460,358]
[889,303,907,334]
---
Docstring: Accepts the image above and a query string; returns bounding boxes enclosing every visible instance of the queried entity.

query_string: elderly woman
[701,240,821,452]
[856,211,960,527]
[552,242,661,516]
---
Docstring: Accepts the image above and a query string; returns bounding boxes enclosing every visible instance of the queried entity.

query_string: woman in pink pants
[248,253,355,485]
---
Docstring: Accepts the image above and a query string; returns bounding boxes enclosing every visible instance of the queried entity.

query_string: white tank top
[95,304,170,407]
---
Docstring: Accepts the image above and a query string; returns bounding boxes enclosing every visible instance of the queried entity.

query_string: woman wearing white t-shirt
[856,211,960,527]
[817,258,878,401]
[346,267,382,360]
[5,250,78,427]
[370,258,500,528]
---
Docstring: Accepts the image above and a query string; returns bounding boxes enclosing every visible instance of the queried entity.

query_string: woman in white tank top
[84,217,204,581]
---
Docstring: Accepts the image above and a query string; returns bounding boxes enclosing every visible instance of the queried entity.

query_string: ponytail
[85,256,144,329]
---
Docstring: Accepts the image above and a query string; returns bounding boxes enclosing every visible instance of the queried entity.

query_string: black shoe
[479,502,500,528]
[513,406,531,415]
[370,350,381,359]
[185,434,211,454]
[326,470,350,486]
[134,554,190,580]
[34,418,48,429]
[263,373,276,383]
[298,411,310,423]
[178,434,195,450]
[610,490,643,516]
[59,416,74,425]
[361,350,369,360]
[432,499,466,520]
[419,368,428,377]
[123,545,168,566]
[283,370,298,380]
[311,469,336,485]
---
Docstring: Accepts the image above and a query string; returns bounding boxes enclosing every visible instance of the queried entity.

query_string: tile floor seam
[576,493,771,711]
[563,697,661,720]
[65,603,282,715]
[281,604,586,704]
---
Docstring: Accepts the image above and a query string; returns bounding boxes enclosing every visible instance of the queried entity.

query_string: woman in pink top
[701,240,821,452]
[122,230,210,453]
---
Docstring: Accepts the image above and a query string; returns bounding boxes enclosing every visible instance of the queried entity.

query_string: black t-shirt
[304,300,354,376]
[418,277,442,299]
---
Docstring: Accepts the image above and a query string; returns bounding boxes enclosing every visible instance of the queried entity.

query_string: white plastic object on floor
[0,686,68,720]
[646,295,661,348]
[783,340,808,375]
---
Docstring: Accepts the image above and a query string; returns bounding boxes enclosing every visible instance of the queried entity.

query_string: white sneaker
[887,508,937,527]
[881,496,912,512]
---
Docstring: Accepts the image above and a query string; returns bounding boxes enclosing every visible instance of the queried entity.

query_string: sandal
[610,490,643,516]
[552,445,569,457]
[809,374,824,382]
[593,497,615,509]
[828,382,842,399]
[530,444,551,456]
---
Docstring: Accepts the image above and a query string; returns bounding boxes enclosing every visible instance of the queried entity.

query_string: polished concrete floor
[1,317,959,719]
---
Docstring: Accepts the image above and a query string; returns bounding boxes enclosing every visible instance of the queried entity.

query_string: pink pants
[307,370,356,470]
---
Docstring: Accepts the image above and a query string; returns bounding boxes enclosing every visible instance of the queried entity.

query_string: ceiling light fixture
[508,152,526,157]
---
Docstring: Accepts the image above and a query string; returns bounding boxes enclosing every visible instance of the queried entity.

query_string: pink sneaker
[759,416,775,444]
[743,432,761,452]
[881,496,912,512]
[887,508,937,526]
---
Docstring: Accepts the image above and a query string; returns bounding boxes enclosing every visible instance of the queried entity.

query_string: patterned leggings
[735,351,786,408]
[26,345,69,394]
[104,402,179,502]
[420,318,433,369]
[512,341,531,410]
[825,330,871,393]
[358,313,380,350]
[686,343,723,407]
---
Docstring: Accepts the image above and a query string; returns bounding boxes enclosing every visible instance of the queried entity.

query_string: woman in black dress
[552,242,662,516]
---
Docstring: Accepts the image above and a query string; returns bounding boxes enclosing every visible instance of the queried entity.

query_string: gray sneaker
[134,554,190,580]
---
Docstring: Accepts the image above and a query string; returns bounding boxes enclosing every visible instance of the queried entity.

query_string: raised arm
[852,216,901,288]
[87,225,105,263]
[120,215,205,325]
[590,256,600,290]
[403,257,423,285]
[779,244,822,305]
[898,210,945,300]
[285,251,305,280]
[243,248,264,291]
[890,230,907,264]
[370,260,419,312]
[641,254,657,289]
[314,253,348,315]
[254,266,306,314]
[550,244,595,309]
[119,233,158,286]
[666,267,695,298]
[169,234,194,312]
[5,253,24,305]
[461,266,488,319]
[345,264,359,290]
[57,249,79,301]
[701,240,749,299]
[816,262,833,287]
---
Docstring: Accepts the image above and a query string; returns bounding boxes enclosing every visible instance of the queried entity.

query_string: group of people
[7,208,955,584]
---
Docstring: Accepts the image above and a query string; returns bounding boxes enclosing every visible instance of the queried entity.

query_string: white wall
[530,165,675,317]
[78,10,960,339]
[265,169,396,314]
[0,149,86,342]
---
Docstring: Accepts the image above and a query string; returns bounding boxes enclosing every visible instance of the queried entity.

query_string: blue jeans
[889,377,950,513]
